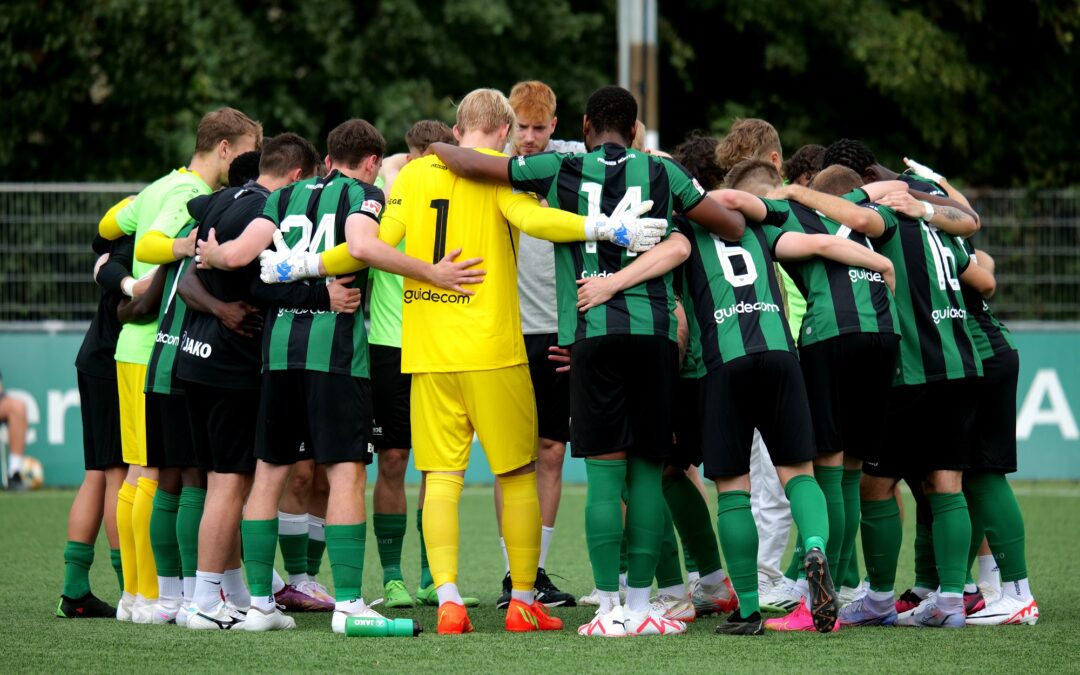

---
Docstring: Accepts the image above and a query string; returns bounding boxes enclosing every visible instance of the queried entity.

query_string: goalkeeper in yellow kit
[261,89,667,634]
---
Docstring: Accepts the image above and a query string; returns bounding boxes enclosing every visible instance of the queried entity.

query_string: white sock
[8,454,22,475]
[121,590,136,605]
[288,572,309,587]
[912,585,933,600]
[598,590,620,613]
[658,583,685,598]
[194,571,224,613]
[511,589,534,604]
[687,570,701,584]
[222,568,250,608]
[272,568,287,594]
[626,586,651,613]
[1003,578,1033,601]
[538,526,555,569]
[308,514,326,542]
[937,591,963,613]
[699,568,727,588]
[183,576,195,600]
[977,555,1000,587]
[279,510,308,535]
[335,597,366,613]
[964,582,978,593]
[500,537,510,574]
[157,576,182,601]
[251,595,276,612]
[867,589,894,609]
[436,582,463,606]
[618,572,628,590]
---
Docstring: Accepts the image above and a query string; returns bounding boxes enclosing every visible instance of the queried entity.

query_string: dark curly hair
[671,134,725,191]
[585,86,638,142]
[821,139,877,175]
[782,144,825,184]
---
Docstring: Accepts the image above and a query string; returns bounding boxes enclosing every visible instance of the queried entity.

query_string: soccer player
[56,201,140,618]
[782,144,826,186]
[492,80,585,609]
[429,85,746,637]
[0,375,29,492]
[776,165,993,629]
[98,107,261,622]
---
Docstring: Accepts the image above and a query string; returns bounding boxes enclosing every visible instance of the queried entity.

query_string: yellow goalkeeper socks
[498,472,541,594]
[116,481,138,596]
[422,473,463,589]
[133,477,159,600]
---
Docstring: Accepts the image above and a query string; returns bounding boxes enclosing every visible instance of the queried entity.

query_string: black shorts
[256,370,373,466]
[370,345,411,450]
[526,333,570,443]
[145,392,197,469]
[77,371,123,470]
[569,335,677,459]
[668,376,702,470]
[184,382,258,474]
[799,333,899,463]
[700,351,817,479]
[867,378,979,478]
[970,350,1019,474]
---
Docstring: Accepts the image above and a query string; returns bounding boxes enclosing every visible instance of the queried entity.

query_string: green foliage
[1,0,1078,186]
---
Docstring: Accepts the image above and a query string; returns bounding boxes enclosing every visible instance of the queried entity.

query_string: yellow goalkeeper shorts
[116,361,147,467]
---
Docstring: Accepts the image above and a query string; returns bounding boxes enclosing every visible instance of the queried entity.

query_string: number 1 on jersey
[430,199,449,263]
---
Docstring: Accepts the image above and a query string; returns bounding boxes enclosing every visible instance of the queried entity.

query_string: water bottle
[344,615,422,637]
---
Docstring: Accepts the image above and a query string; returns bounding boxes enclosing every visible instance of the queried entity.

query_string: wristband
[921,201,935,221]
[121,277,137,298]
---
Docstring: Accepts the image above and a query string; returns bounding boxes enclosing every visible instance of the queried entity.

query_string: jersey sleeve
[102,197,135,239]
[378,169,409,245]
[348,182,386,223]
[865,202,900,246]
[758,198,796,228]
[508,152,564,198]
[660,158,706,213]
[759,224,787,254]
[498,186,585,242]
[149,182,206,237]
[842,188,869,204]
[261,189,284,225]
[944,234,972,273]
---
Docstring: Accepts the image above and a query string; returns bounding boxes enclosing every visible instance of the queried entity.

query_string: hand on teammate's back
[576,275,620,312]
[215,300,263,338]
[427,247,486,294]
[173,228,198,259]
[877,191,926,219]
[327,275,362,314]
[547,345,571,373]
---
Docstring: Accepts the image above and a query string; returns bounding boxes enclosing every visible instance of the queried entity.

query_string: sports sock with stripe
[133,476,159,599]
[663,471,722,575]
[422,473,463,590]
[307,514,326,577]
[838,468,862,587]
[584,458,626,593]
[116,481,138,596]
[62,541,95,599]
[416,508,433,588]
[373,512,407,585]
[498,472,541,598]
[813,465,845,565]
[716,490,759,618]
[965,472,1028,583]
[654,506,685,590]
[277,510,309,585]
[784,474,829,556]
[861,497,902,593]
[326,523,367,602]
[928,492,971,595]
[176,487,205,594]
[149,489,181,599]
[241,518,278,599]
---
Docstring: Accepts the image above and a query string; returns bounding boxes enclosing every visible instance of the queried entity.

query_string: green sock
[784,536,805,580]
[110,548,123,592]
[965,472,1027,581]
[373,513,407,584]
[785,474,829,556]
[62,541,95,599]
[813,465,845,566]
[861,498,902,592]
[838,468,862,588]
[325,523,367,601]
[655,506,684,588]
[716,491,759,618]
[279,533,309,578]
[681,537,698,574]
[585,458,627,592]
[914,520,940,590]
[149,490,181,577]
[928,492,971,594]
[176,487,205,580]
[241,518,279,598]
[662,472,722,575]
[625,457,665,590]
[416,509,433,588]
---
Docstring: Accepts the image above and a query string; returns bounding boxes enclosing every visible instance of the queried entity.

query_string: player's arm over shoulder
[498,185,586,243]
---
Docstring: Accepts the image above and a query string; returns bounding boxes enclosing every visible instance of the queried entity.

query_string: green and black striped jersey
[675,265,706,379]
[676,217,794,371]
[508,143,706,346]
[261,170,383,377]
[868,203,982,385]
[957,237,1017,360]
[760,196,898,347]
[145,221,196,396]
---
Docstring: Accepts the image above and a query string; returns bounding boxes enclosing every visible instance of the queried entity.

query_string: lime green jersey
[367,243,405,348]
[113,168,211,365]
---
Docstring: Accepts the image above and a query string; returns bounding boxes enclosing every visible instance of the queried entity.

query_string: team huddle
[57,80,1037,638]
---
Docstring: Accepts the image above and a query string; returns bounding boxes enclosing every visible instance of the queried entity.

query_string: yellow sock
[116,481,138,596]
[134,477,159,600]
[423,474,463,588]
[498,473,541,592]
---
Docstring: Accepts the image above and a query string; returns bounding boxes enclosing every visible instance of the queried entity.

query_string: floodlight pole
[618,0,659,149]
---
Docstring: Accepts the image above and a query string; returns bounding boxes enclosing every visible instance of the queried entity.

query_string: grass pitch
[2,483,1078,673]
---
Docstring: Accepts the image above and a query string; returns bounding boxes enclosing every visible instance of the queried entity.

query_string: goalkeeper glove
[258,230,321,283]
[583,199,667,253]
[903,157,945,184]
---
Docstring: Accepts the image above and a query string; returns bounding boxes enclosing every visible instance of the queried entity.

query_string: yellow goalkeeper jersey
[380,148,584,373]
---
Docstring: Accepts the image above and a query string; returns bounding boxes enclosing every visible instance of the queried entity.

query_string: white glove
[584,199,668,253]
[903,157,944,184]
[259,230,321,284]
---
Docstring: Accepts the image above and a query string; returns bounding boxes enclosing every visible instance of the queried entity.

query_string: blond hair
[716,118,781,171]
[195,107,262,153]
[509,81,557,122]
[456,89,516,135]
